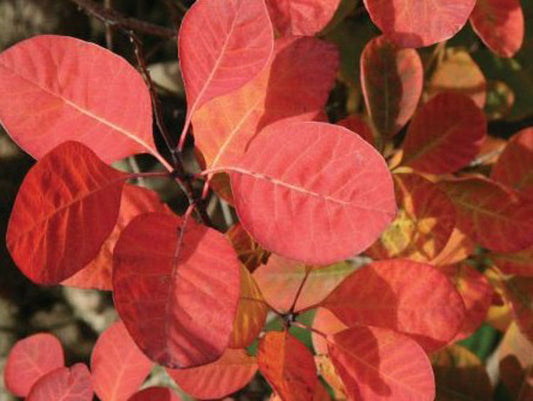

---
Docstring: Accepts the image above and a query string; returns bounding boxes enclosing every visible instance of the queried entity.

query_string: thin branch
[289,268,312,314]
[69,0,177,38]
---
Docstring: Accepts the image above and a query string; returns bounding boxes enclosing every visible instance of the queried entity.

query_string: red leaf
[491,127,533,198]
[491,247,533,277]
[6,141,127,284]
[27,364,93,401]
[128,387,182,401]
[337,115,375,147]
[0,35,156,163]
[91,321,153,401]
[501,276,533,343]
[440,176,533,253]
[178,0,274,125]
[311,307,347,355]
[470,0,524,58]
[258,331,318,401]
[167,349,257,399]
[328,326,435,401]
[227,223,269,272]
[113,212,241,368]
[193,36,338,169]
[362,0,476,47]
[322,259,465,351]
[402,92,487,174]
[360,36,423,138]
[266,0,341,36]
[4,333,64,397]
[228,121,396,264]
[63,185,170,290]
[430,227,475,266]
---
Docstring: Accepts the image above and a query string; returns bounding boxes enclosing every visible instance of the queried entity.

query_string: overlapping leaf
[470,0,525,58]
[7,141,127,284]
[228,121,396,264]
[312,307,347,355]
[367,173,456,262]
[167,349,257,399]
[328,326,435,401]
[501,276,533,343]
[227,223,269,272]
[402,92,487,174]
[430,227,475,266]
[128,387,182,401]
[63,185,170,290]
[360,36,423,138]
[193,36,338,168]
[27,364,93,401]
[337,115,375,146]
[314,355,347,400]
[91,321,153,401]
[266,0,341,36]
[258,331,318,401]
[178,0,274,125]
[113,213,241,368]
[491,247,533,277]
[362,0,476,47]
[322,259,465,351]
[0,35,155,163]
[440,176,533,253]
[4,333,64,397]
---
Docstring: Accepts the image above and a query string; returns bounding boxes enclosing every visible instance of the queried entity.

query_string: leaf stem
[291,321,328,339]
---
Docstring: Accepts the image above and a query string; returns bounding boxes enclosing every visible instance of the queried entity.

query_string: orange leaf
[315,355,347,400]
[430,227,475,266]
[227,223,269,272]
[312,308,347,356]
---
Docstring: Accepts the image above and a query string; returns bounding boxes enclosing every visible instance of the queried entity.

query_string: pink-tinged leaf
[440,176,533,253]
[337,115,375,147]
[328,326,435,401]
[367,173,456,263]
[178,0,274,125]
[402,92,487,174]
[167,349,257,399]
[312,307,347,355]
[91,321,153,401]
[266,0,341,36]
[0,35,155,163]
[362,0,476,47]
[7,141,127,285]
[322,259,465,351]
[258,331,318,401]
[4,333,64,397]
[228,121,396,265]
[64,185,170,290]
[491,127,533,198]
[440,265,494,340]
[27,364,93,401]
[113,212,241,368]
[253,255,356,313]
[491,247,533,277]
[360,35,423,138]
[194,36,338,169]
[128,387,182,401]
[470,0,524,58]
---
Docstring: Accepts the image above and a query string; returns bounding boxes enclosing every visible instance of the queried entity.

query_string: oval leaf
[27,364,93,401]
[258,331,318,401]
[361,35,423,138]
[266,0,341,36]
[128,387,182,401]
[362,0,475,47]
[7,141,127,284]
[4,333,64,397]
[178,0,274,124]
[328,326,435,401]
[402,92,487,174]
[0,35,155,163]
[228,121,396,265]
[91,321,153,401]
[470,0,524,58]
[113,212,241,368]
[322,259,466,351]
[167,349,257,399]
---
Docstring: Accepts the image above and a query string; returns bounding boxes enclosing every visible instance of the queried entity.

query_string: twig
[288,268,312,314]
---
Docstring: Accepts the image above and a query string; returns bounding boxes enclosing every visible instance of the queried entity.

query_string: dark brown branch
[69,0,177,38]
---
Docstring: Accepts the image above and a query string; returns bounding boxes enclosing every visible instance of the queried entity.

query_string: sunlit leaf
[167,349,257,399]
[0,35,155,163]
[361,35,423,138]
[91,321,153,401]
[7,141,127,284]
[322,259,465,351]
[4,333,64,397]
[402,92,487,174]
[128,387,182,401]
[328,326,435,401]
[27,364,93,401]
[430,227,475,266]
[315,355,347,400]
[228,121,396,265]
[113,212,241,368]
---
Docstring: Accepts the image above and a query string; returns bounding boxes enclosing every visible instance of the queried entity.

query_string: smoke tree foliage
[1,0,532,400]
